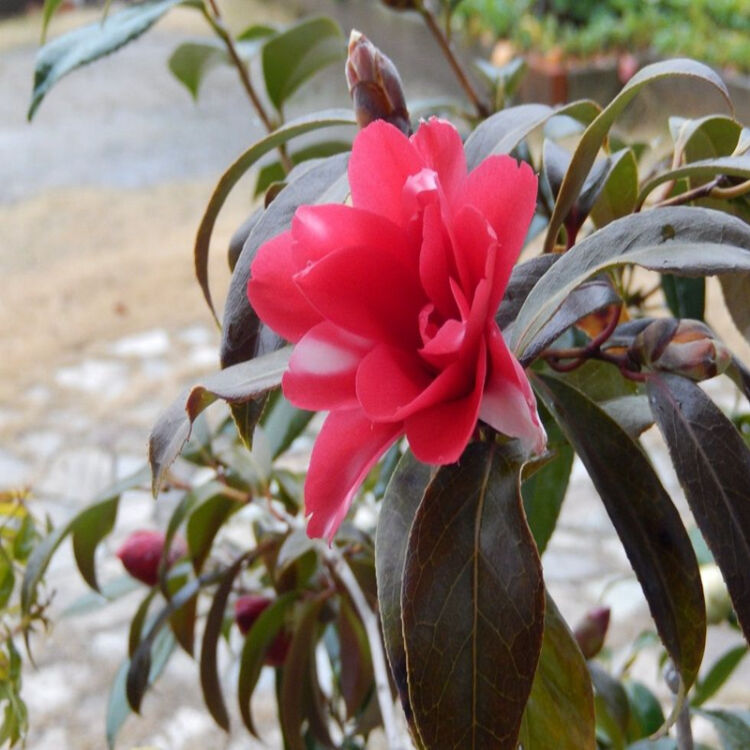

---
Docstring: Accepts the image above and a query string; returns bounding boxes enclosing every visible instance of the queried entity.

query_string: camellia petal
[247,231,322,343]
[348,119,423,225]
[305,408,402,542]
[480,325,547,454]
[410,117,467,204]
[282,322,372,411]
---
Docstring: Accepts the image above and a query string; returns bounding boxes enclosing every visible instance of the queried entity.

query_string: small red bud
[234,595,291,666]
[346,30,410,135]
[573,606,610,659]
[116,530,186,586]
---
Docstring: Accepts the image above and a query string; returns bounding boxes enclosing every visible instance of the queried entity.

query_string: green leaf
[168,41,226,100]
[128,589,157,657]
[638,155,750,207]
[624,681,665,740]
[719,272,750,346]
[589,149,639,228]
[261,392,314,459]
[166,568,198,656]
[464,100,601,170]
[534,373,706,690]
[670,115,742,162]
[512,206,750,361]
[695,708,750,750]
[661,275,705,320]
[221,152,349,369]
[375,450,431,742]
[148,346,291,495]
[186,494,239,573]
[262,16,344,113]
[590,662,630,746]
[402,441,545,750]
[518,595,595,749]
[71,495,119,592]
[200,553,250,730]
[544,59,732,253]
[40,0,65,43]
[0,554,15,610]
[279,595,327,750]
[692,644,749,707]
[337,595,373,720]
[237,592,296,735]
[648,374,750,641]
[522,411,574,555]
[196,111,355,323]
[106,628,175,749]
[496,255,559,331]
[29,0,189,119]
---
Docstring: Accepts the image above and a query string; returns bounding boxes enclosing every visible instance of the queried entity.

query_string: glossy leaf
[200,554,250,730]
[589,149,639,228]
[661,275,705,320]
[148,346,291,495]
[543,58,732,251]
[519,278,621,365]
[518,595,595,749]
[262,16,344,112]
[375,450,431,737]
[29,0,188,119]
[670,115,742,162]
[648,374,750,640]
[590,661,630,745]
[625,681,665,740]
[534,374,706,689]
[521,410,574,555]
[195,111,356,322]
[692,644,749,707]
[402,441,545,750]
[512,206,750,361]
[237,592,296,735]
[168,41,226,100]
[496,255,559,332]
[464,100,601,170]
[638,155,750,207]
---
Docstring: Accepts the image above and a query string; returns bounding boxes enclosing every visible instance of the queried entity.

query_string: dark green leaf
[168,41,226,100]
[375,450,431,739]
[262,16,344,112]
[692,644,749,707]
[496,255,559,331]
[166,568,198,656]
[195,111,355,322]
[29,0,188,119]
[534,373,706,689]
[148,346,291,495]
[695,708,750,750]
[589,149,639,228]
[625,681,665,740]
[670,115,742,162]
[402,441,545,750]
[0,554,15,610]
[464,100,601,170]
[200,554,250,730]
[186,494,239,573]
[221,152,349,369]
[719,273,750,346]
[338,595,373,720]
[561,360,638,403]
[237,592,296,735]
[518,595,595,749]
[261,392,314,459]
[279,595,327,750]
[648,373,750,641]
[522,412,574,554]
[661,275,705,320]
[590,661,630,745]
[71,495,119,592]
[512,206,750,361]
[129,589,157,658]
[544,59,732,252]
[600,395,654,437]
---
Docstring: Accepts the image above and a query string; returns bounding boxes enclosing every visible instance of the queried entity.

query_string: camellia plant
[20,0,750,748]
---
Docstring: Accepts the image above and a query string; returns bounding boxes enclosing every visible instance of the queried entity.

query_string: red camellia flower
[116,530,187,586]
[248,118,546,540]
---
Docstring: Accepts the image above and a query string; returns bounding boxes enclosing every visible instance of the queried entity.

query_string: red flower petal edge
[248,118,546,541]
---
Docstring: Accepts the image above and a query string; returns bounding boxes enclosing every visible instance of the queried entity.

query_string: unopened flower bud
[573,606,610,659]
[234,595,291,666]
[117,530,187,586]
[701,564,733,625]
[629,319,731,381]
[346,30,410,135]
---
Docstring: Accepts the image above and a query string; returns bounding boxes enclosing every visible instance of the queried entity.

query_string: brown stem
[204,0,293,173]
[418,3,490,118]
[647,176,722,210]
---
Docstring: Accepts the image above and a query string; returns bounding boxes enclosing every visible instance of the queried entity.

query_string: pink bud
[234,595,291,666]
[346,30,410,134]
[573,606,611,659]
[116,530,187,586]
